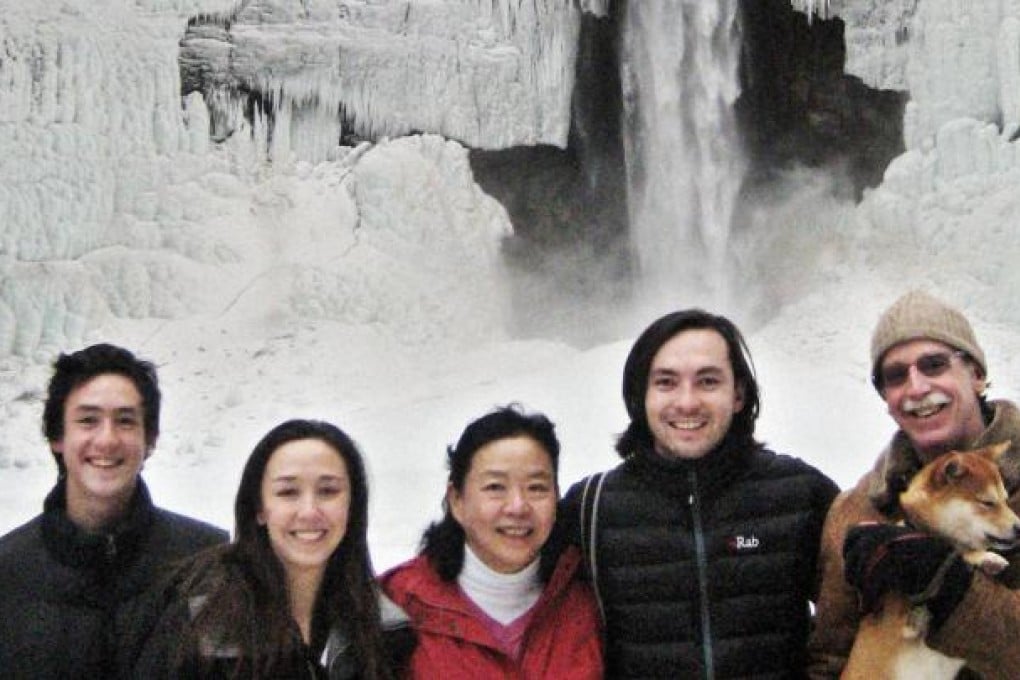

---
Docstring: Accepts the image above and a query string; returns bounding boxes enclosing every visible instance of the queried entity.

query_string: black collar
[41,478,155,570]
[630,432,757,500]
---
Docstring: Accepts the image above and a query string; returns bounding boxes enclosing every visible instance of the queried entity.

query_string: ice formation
[0,1,523,360]
[621,0,745,308]
[798,0,1020,326]
[5,0,1020,358]
[789,0,831,21]
[181,0,602,157]
[813,0,1019,144]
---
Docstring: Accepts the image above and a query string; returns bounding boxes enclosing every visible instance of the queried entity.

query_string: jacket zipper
[688,469,714,680]
[105,534,117,559]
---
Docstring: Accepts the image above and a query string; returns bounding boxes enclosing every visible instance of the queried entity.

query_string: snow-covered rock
[817,0,1020,144]
[181,0,596,154]
[788,0,1020,328]
[0,2,518,359]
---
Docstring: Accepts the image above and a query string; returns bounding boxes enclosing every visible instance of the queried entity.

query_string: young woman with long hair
[136,419,407,679]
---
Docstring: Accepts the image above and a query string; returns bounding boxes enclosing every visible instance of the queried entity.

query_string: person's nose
[93,418,118,448]
[673,383,699,410]
[504,488,531,515]
[903,364,933,395]
[297,492,321,517]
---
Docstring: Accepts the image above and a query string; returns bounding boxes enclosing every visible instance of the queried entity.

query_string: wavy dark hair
[615,309,761,458]
[42,343,161,472]
[183,419,390,679]
[420,404,563,582]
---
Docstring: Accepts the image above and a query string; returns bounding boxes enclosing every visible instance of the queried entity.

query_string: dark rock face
[469,8,634,342]
[738,0,906,198]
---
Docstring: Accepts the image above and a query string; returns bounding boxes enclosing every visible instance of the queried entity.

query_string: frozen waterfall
[621,0,745,307]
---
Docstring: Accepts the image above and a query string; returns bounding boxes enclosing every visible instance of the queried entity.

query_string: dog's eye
[980,499,998,509]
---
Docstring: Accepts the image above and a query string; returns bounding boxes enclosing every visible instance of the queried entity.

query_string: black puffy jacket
[0,479,227,679]
[562,441,839,679]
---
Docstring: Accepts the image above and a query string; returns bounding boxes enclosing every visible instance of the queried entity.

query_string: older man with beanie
[808,290,1020,678]
[0,343,227,679]
[561,308,838,678]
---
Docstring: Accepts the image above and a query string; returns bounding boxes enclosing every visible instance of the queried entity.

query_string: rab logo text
[727,534,761,553]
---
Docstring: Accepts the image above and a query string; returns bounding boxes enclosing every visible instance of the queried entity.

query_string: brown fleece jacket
[807,399,1020,680]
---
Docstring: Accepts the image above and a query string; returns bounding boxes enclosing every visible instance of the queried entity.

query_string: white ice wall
[0,1,208,356]
[822,0,1020,144]
[791,0,1020,326]
[0,1,521,360]
[192,0,592,155]
[789,0,832,21]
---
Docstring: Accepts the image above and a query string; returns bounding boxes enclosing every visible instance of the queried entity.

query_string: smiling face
[879,339,987,460]
[258,438,351,583]
[645,328,745,461]
[53,373,149,530]
[448,435,557,574]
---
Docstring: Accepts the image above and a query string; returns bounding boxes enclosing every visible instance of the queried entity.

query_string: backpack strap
[579,470,610,626]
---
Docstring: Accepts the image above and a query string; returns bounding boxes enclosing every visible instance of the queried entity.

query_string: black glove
[843,522,973,630]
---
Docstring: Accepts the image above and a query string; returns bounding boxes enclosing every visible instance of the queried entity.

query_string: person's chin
[905,426,958,458]
[82,473,133,497]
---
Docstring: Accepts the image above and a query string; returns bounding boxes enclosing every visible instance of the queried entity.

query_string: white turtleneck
[457,545,542,625]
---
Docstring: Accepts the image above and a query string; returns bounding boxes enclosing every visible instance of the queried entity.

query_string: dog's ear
[937,454,969,486]
[977,440,1012,464]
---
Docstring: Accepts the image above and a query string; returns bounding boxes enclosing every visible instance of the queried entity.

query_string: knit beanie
[870,290,986,381]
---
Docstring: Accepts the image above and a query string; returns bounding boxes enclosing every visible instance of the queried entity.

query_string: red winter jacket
[380,546,603,679]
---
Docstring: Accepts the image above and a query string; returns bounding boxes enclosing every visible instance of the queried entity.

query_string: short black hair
[42,343,161,469]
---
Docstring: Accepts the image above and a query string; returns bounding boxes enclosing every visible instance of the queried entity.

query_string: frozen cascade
[621,0,745,307]
[0,2,211,356]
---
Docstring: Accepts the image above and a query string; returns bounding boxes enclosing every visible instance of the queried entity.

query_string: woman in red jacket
[381,405,603,679]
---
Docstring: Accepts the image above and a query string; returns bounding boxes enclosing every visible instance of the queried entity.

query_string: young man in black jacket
[563,309,838,678]
[0,343,227,678]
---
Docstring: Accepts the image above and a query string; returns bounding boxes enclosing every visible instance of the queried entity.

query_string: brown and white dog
[841,441,1020,680]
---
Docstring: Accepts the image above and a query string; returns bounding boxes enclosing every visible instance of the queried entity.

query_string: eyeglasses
[873,351,966,390]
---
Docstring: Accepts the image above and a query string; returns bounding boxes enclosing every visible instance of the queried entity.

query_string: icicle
[579,0,610,18]
[790,0,830,23]
[1000,16,1020,140]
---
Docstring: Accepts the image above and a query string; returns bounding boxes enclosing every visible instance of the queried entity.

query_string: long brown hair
[184,419,390,679]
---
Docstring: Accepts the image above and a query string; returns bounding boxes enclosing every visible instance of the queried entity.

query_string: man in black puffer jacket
[0,344,227,679]
[562,309,839,679]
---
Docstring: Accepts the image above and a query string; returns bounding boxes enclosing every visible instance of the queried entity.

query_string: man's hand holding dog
[843,522,974,630]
